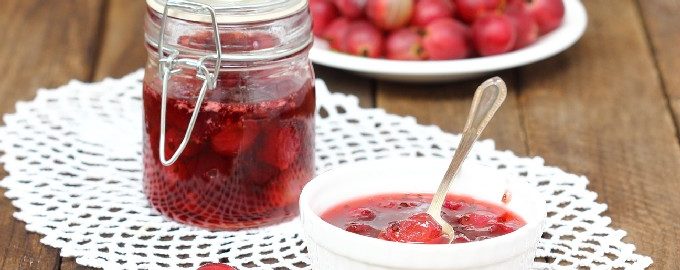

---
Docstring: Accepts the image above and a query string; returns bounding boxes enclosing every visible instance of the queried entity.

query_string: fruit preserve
[321,193,525,244]
[142,0,314,230]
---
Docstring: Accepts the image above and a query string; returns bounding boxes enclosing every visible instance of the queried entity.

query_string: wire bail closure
[157,0,223,166]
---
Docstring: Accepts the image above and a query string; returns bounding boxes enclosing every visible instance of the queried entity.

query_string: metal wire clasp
[157,0,223,166]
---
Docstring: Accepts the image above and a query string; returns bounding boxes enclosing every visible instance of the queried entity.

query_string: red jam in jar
[142,0,314,229]
[321,193,526,244]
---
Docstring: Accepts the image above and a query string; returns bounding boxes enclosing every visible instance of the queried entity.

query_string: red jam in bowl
[321,193,526,244]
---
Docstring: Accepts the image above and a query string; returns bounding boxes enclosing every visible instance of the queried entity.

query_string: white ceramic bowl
[299,158,546,270]
[310,0,587,82]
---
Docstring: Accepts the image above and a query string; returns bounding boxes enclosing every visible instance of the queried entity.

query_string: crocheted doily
[0,70,652,269]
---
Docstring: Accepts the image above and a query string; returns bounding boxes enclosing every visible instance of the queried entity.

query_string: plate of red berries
[309,0,587,82]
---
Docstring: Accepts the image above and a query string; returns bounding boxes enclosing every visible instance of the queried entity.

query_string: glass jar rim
[146,0,307,23]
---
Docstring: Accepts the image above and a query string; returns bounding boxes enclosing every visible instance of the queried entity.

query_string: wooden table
[1,0,678,269]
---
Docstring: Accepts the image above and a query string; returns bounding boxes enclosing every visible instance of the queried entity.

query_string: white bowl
[310,0,588,82]
[299,158,547,270]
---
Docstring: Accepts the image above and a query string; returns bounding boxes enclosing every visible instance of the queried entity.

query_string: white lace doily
[0,70,652,270]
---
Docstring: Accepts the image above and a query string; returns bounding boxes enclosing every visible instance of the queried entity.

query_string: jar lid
[146,0,308,23]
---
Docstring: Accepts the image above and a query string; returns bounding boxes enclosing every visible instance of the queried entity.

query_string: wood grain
[636,0,680,135]
[314,65,375,108]
[518,0,680,268]
[376,72,528,155]
[59,258,93,270]
[92,0,147,81]
[0,1,105,269]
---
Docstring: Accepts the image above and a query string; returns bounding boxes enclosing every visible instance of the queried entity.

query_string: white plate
[310,0,588,82]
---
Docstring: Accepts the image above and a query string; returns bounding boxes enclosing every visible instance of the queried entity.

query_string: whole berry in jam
[345,223,381,237]
[210,120,260,156]
[379,213,444,243]
[350,207,377,221]
[258,123,302,170]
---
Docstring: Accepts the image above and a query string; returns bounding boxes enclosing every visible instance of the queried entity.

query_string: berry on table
[197,263,237,270]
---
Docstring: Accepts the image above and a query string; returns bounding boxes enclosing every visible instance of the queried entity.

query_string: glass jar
[142,0,315,230]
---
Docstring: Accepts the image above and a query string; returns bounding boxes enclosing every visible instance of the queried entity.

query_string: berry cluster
[311,0,565,60]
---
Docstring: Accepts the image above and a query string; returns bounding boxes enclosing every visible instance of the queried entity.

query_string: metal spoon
[425,77,507,243]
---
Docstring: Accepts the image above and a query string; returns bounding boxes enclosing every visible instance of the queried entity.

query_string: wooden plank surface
[314,65,375,108]
[518,1,680,269]
[376,72,528,155]
[636,0,680,135]
[0,1,105,269]
[92,0,147,81]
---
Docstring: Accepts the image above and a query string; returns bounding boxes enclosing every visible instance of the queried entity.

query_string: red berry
[507,8,538,49]
[504,0,527,14]
[496,211,517,222]
[422,18,470,60]
[333,0,367,18]
[458,211,495,228]
[322,17,352,52]
[310,0,339,36]
[386,28,426,60]
[379,213,443,243]
[472,14,516,56]
[490,223,517,234]
[527,0,565,35]
[366,0,414,30]
[345,223,381,237]
[258,123,302,170]
[265,172,302,207]
[345,20,384,57]
[210,120,259,156]
[219,32,278,51]
[350,207,377,221]
[197,263,237,270]
[194,151,233,181]
[163,157,198,185]
[443,200,468,211]
[411,0,454,27]
[165,127,202,158]
[453,0,502,23]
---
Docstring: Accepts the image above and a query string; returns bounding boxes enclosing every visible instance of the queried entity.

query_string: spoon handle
[426,77,507,217]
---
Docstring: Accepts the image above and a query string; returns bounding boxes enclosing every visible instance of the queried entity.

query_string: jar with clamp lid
[142,0,315,230]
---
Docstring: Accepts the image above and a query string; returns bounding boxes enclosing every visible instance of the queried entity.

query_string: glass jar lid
[146,0,308,23]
